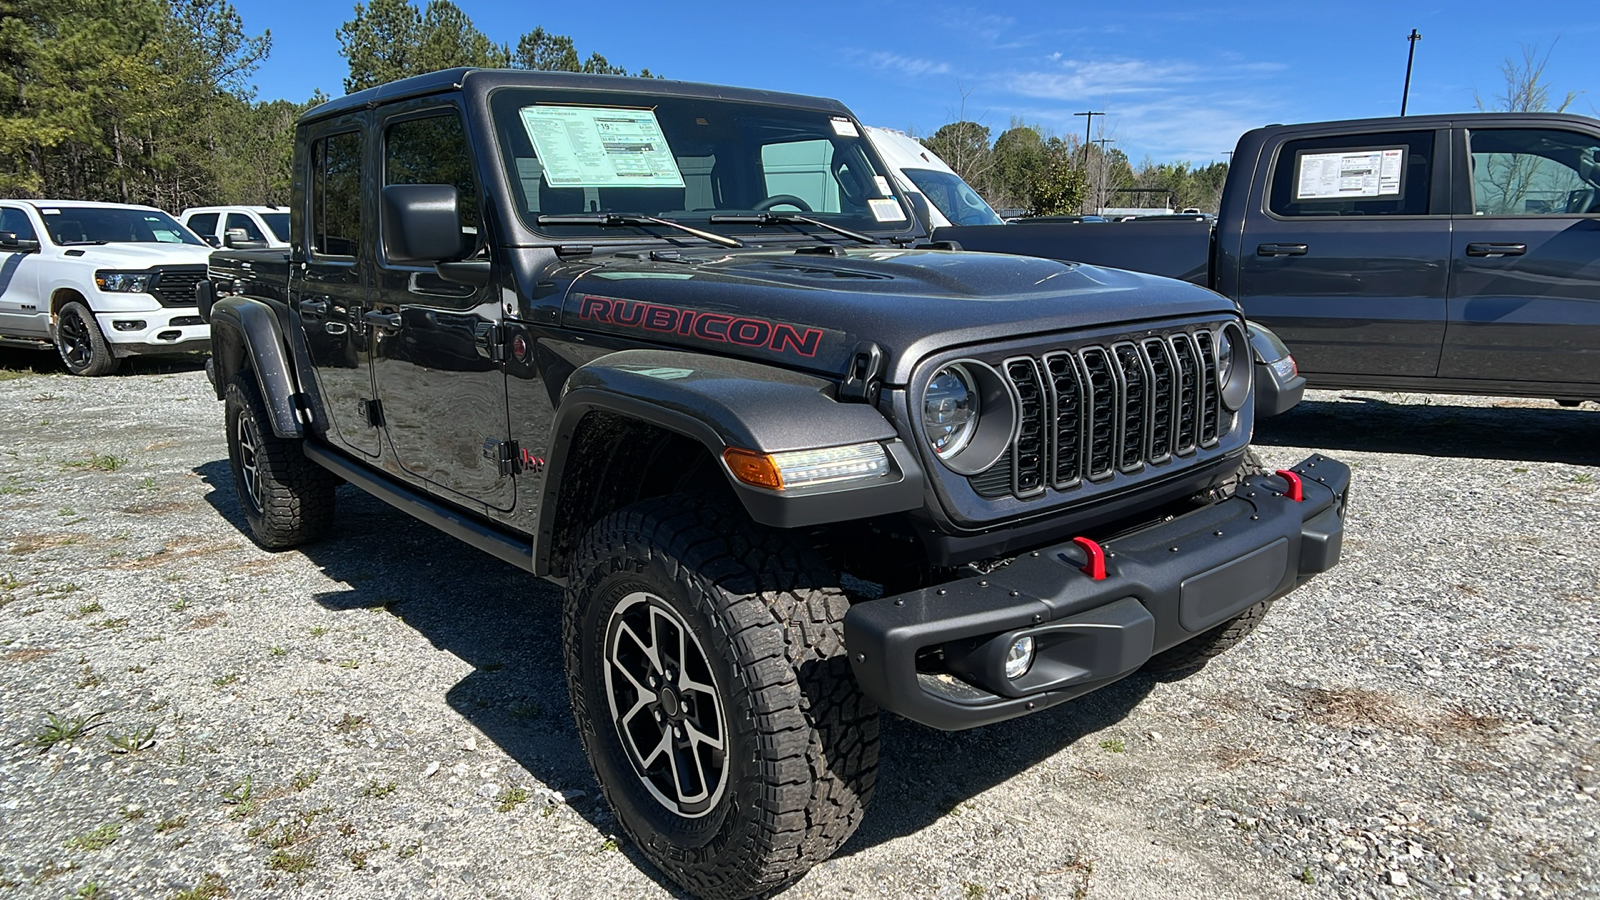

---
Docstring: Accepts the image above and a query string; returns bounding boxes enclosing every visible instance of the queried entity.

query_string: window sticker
[42,209,61,215]
[868,198,907,222]
[1296,148,1405,199]
[874,175,893,197]
[518,106,685,188]
[830,117,860,138]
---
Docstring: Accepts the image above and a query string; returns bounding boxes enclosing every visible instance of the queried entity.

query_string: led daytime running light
[724,443,890,491]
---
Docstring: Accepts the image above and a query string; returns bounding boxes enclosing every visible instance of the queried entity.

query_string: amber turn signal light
[723,448,783,490]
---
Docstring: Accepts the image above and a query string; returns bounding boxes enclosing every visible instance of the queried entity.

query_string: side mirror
[382,184,466,263]
[223,228,267,250]
[0,230,40,252]
[194,279,217,323]
[204,234,222,248]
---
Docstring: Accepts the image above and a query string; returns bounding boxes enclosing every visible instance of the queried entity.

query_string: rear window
[1269,130,1434,217]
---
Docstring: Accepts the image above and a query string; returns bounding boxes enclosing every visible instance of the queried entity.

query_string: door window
[186,212,218,241]
[225,213,267,242]
[384,112,480,235]
[1467,128,1600,216]
[311,131,363,258]
[1270,130,1434,217]
[0,208,36,242]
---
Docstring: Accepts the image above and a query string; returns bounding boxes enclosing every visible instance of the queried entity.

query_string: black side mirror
[383,184,466,263]
[223,228,267,250]
[0,230,40,252]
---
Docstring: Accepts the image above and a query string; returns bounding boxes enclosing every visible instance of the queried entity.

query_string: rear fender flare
[208,295,303,439]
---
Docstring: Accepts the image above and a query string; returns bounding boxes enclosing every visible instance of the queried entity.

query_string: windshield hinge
[890,234,918,246]
[795,244,847,257]
[839,341,886,405]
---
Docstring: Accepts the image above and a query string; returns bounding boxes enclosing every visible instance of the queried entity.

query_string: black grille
[150,267,207,308]
[971,325,1226,500]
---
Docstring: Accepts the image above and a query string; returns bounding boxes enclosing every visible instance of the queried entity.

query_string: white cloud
[866,52,952,77]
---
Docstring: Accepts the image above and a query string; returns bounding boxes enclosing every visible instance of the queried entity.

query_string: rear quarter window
[1269,130,1435,217]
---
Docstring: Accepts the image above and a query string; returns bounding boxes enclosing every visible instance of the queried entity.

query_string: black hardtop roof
[302,68,854,125]
[1254,110,1600,136]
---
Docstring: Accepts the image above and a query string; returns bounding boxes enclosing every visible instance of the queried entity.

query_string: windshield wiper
[707,213,879,245]
[535,213,743,248]
[58,240,109,246]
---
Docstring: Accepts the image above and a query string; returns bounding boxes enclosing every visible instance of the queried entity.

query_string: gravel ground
[0,348,1596,900]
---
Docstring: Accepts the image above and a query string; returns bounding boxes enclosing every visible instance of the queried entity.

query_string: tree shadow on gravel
[198,454,1163,882]
[1254,395,1600,465]
[196,458,692,895]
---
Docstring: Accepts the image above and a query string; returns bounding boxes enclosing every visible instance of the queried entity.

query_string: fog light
[112,320,145,332]
[1004,636,1035,680]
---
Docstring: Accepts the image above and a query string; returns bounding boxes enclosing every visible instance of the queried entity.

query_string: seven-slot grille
[149,267,207,308]
[972,328,1227,500]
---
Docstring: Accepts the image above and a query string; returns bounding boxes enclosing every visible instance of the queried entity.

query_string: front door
[1442,125,1600,388]
[296,119,381,457]
[1236,128,1451,379]
[369,103,513,511]
[0,206,45,339]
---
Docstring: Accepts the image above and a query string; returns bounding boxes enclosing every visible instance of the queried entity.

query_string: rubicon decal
[577,295,823,358]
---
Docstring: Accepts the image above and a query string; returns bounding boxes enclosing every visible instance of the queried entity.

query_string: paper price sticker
[868,198,907,222]
[830,117,860,138]
[1296,148,1404,200]
[519,105,685,189]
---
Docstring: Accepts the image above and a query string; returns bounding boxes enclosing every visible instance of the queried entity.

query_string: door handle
[1465,242,1526,258]
[363,310,402,330]
[1256,243,1308,257]
[299,299,328,315]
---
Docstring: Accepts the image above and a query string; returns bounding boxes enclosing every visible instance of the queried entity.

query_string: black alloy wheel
[54,301,119,376]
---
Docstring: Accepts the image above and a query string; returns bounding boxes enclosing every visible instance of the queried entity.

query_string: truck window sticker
[518,105,685,189]
[1295,148,1405,200]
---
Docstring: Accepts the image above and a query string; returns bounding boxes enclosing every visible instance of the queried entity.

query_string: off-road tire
[1142,599,1274,676]
[564,495,879,900]
[224,373,336,549]
[54,301,120,376]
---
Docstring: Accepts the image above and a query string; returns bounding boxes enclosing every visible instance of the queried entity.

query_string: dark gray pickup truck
[939,113,1600,404]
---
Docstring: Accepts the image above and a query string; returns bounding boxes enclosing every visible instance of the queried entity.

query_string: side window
[384,112,479,237]
[311,131,363,258]
[186,212,219,240]
[760,139,839,212]
[1270,130,1434,217]
[1467,128,1600,216]
[0,207,37,241]
[224,213,266,242]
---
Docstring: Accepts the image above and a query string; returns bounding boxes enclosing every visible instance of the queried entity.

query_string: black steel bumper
[844,453,1349,730]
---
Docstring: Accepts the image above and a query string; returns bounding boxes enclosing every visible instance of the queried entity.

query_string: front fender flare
[537,349,925,561]
[208,295,303,439]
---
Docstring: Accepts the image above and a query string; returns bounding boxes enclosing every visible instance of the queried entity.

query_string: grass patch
[267,850,314,874]
[65,823,120,851]
[1099,737,1125,753]
[154,815,188,833]
[63,454,127,472]
[31,711,105,749]
[106,723,157,754]
[69,600,102,619]
[291,771,320,791]
[269,646,286,657]
[333,713,366,733]
[360,780,397,799]
[212,673,239,688]
[168,872,227,900]
[495,786,529,813]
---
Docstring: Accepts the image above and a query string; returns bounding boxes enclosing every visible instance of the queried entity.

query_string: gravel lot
[0,347,1596,900]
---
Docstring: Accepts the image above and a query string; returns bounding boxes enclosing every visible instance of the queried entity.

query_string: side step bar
[303,442,535,573]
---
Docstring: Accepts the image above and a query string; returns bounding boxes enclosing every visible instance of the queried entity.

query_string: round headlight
[1216,321,1251,412]
[924,364,980,458]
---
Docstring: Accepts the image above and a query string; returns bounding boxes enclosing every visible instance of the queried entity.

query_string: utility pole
[1093,137,1116,215]
[1401,29,1421,115]
[1073,110,1103,213]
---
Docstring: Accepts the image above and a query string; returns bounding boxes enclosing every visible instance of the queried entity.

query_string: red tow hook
[1071,536,1107,580]
[1274,469,1304,502]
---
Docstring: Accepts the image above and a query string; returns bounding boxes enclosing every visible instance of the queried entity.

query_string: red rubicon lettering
[577,295,824,358]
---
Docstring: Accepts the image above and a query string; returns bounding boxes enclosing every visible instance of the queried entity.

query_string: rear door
[1441,124,1600,388]
[0,206,45,338]
[296,115,381,457]
[369,101,514,511]
[1236,128,1451,379]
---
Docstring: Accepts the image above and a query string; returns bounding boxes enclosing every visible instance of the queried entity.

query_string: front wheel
[54,301,119,376]
[564,496,878,900]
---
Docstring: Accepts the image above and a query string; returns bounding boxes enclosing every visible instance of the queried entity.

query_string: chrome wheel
[602,591,728,818]
[58,308,92,369]
[236,411,264,515]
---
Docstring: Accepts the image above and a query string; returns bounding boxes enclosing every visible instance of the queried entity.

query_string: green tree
[1029,147,1089,216]
[924,120,993,196]
[336,0,422,92]
[989,122,1048,211]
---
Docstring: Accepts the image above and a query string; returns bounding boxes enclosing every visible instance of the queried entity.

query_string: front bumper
[844,453,1348,730]
[94,307,210,357]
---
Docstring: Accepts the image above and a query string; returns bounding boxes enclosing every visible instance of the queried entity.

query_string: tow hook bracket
[1274,469,1304,502]
[1070,536,1107,581]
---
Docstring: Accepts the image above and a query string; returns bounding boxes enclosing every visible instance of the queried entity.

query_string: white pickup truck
[179,205,291,250]
[0,200,212,375]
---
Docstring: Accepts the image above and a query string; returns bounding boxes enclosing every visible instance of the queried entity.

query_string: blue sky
[231,0,1597,164]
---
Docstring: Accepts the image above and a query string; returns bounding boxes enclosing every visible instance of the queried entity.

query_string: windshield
[489,88,913,240]
[38,206,203,246]
[899,168,1003,226]
[262,213,290,242]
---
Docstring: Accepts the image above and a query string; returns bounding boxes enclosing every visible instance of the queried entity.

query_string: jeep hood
[557,247,1235,383]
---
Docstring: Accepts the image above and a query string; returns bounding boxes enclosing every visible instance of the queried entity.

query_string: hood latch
[839,341,885,405]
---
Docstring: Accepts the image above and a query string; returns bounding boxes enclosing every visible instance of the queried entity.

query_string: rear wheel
[564,496,878,900]
[224,373,336,549]
[54,301,119,376]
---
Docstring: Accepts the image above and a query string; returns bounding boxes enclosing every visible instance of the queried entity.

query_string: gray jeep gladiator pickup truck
[198,68,1348,899]
[938,113,1600,405]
